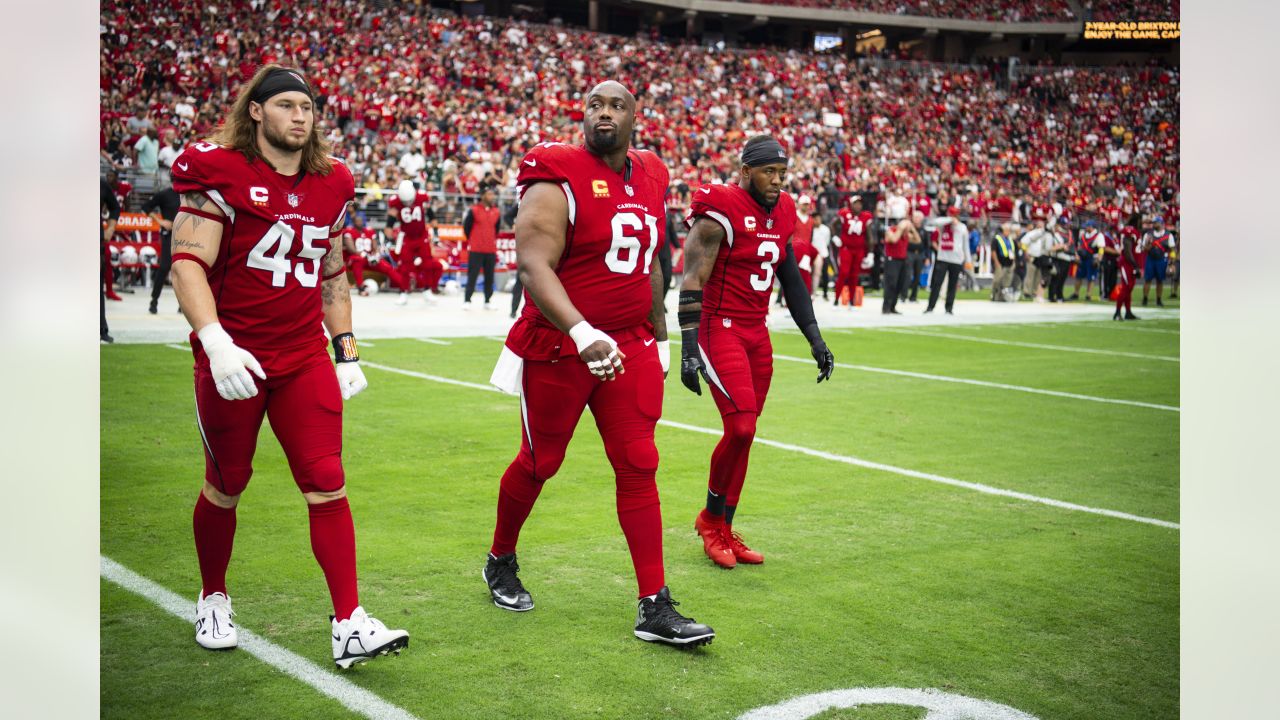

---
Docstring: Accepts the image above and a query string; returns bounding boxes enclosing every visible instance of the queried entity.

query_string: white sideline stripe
[362,362,498,393]
[483,336,507,342]
[165,343,189,352]
[878,327,1180,362]
[658,419,1178,529]
[771,354,1178,413]
[99,556,421,720]
[738,687,1038,720]
[674,340,1176,412]
[414,337,453,345]
[361,341,376,348]
[361,362,1179,530]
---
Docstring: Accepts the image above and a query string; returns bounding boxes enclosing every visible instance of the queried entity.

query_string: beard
[586,127,622,154]
[747,183,778,212]
[263,122,308,154]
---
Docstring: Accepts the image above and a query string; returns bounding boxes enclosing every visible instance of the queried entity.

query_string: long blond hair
[212,63,333,176]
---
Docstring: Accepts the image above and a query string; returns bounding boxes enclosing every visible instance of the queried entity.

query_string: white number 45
[247,221,330,287]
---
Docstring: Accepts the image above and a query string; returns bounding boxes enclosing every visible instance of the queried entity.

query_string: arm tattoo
[321,241,344,276]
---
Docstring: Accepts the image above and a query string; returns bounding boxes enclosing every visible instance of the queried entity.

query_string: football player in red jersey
[168,65,408,669]
[482,81,715,647]
[1113,220,1140,321]
[833,195,873,306]
[678,136,836,570]
[343,213,409,300]
[387,180,443,301]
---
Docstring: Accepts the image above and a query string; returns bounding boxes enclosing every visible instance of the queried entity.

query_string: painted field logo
[738,687,1039,720]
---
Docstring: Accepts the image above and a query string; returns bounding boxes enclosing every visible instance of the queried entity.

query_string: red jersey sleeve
[169,141,224,195]
[516,143,579,189]
[685,184,734,238]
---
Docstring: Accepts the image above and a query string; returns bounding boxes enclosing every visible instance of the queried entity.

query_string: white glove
[335,361,368,400]
[198,322,266,401]
[657,340,670,374]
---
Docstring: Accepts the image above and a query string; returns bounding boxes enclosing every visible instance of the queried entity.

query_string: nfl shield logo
[625,185,634,197]
[287,193,300,208]
[766,218,774,229]
[722,317,732,328]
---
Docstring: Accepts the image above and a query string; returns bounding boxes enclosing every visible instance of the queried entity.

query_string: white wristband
[657,340,670,374]
[196,322,233,350]
[568,320,615,355]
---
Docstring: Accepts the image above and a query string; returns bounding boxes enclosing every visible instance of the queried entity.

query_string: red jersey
[506,143,669,359]
[836,208,873,248]
[387,193,430,242]
[686,183,797,321]
[170,142,355,375]
[344,226,378,260]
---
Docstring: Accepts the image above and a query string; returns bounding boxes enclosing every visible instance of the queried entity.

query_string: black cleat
[1142,297,1149,306]
[1156,299,1165,307]
[1124,312,1140,320]
[483,552,534,612]
[633,587,715,648]
[101,333,114,344]
[149,299,158,314]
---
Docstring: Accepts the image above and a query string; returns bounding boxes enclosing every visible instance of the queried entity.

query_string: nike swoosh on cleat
[495,592,521,605]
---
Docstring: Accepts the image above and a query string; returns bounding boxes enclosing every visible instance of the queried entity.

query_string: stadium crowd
[740,0,1075,23]
[1082,0,1180,22]
[100,0,1178,305]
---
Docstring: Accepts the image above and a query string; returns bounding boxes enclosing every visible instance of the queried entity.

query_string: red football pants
[399,241,442,292]
[834,244,865,303]
[697,314,773,508]
[490,333,666,597]
[348,256,409,292]
[1116,260,1136,314]
[194,351,345,497]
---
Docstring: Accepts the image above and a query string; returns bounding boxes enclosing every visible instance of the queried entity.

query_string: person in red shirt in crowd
[482,81,715,648]
[462,189,502,310]
[679,135,834,570]
[342,212,409,301]
[833,195,872,307]
[166,64,408,669]
[776,193,816,305]
[387,180,443,302]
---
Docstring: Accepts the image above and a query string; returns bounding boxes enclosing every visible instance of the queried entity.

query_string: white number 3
[247,221,330,287]
[750,240,780,291]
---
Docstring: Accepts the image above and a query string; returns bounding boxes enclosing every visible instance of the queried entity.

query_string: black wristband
[678,289,703,306]
[332,332,359,363]
[681,326,699,350]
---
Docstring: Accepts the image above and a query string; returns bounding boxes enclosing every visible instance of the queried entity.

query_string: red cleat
[106,291,123,301]
[724,528,764,564]
[694,512,735,569]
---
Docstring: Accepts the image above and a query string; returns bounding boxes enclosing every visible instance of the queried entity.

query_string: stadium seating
[100,0,1178,228]
[730,0,1076,23]
[1083,0,1180,22]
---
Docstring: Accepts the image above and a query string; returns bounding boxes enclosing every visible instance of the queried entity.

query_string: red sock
[193,492,237,598]
[490,456,544,557]
[308,497,359,622]
[616,472,665,598]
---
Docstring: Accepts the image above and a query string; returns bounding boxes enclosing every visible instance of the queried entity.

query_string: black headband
[251,69,313,104]
[741,138,789,168]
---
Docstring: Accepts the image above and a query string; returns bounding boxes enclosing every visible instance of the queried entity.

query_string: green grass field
[101,317,1179,719]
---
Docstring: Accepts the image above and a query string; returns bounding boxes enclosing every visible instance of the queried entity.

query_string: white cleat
[423,293,438,305]
[331,606,409,670]
[461,301,473,311]
[395,292,408,306]
[483,301,497,311]
[195,592,238,650]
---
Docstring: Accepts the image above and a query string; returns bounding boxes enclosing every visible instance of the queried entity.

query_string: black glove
[680,327,707,395]
[811,339,834,384]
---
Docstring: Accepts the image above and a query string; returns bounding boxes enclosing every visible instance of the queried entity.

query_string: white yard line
[100,556,421,720]
[413,338,453,346]
[771,354,1178,412]
[165,344,189,352]
[876,327,1180,362]
[361,362,1179,530]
